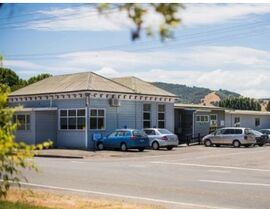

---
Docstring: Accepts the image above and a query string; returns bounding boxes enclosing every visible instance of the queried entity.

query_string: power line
[4,19,269,59]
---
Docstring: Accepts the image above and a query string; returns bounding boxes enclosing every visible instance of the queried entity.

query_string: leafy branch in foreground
[0,84,52,198]
[99,3,184,41]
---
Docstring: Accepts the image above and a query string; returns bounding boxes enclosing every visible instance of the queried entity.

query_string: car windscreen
[158,129,172,135]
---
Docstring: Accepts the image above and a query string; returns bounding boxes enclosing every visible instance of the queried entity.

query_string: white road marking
[151,161,270,172]
[208,170,231,174]
[170,149,270,163]
[14,181,232,209]
[200,180,270,188]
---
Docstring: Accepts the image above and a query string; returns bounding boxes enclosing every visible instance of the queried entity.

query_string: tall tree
[0,67,20,88]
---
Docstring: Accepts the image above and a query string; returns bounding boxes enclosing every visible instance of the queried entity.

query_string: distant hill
[152,82,241,104]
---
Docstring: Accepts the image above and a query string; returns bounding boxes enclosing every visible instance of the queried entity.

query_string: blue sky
[1,3,270,98]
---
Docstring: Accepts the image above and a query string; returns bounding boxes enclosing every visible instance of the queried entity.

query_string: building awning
[15,107,58,112]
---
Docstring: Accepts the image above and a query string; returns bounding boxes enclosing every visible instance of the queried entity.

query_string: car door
[212,129,225,144]
[105,131,118,148]
[222,129,235,144]
[144,129,157,145]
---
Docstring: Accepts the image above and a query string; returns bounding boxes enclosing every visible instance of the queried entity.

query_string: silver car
[143,128,179,150]
[202,127,257,148]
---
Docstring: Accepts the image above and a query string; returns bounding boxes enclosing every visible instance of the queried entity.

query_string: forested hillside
[152,82,240,104]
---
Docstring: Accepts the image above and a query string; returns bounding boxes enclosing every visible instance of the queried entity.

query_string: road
[22,146,270,209]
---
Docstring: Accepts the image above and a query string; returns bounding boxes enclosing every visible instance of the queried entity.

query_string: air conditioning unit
[110,98,121,107]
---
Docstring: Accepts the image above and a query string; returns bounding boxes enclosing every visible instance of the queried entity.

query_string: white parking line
[151,161,270,172]
[200,180,270,188]
[208,170,231,174]
[15,181,232,209]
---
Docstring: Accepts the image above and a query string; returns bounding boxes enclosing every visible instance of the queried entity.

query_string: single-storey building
[225,109,270,129]
[174,104,270,143]
[174,104,225,141]
[8,72,176,149]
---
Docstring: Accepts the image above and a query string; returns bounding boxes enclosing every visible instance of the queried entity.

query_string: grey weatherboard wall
[11,97,174,149]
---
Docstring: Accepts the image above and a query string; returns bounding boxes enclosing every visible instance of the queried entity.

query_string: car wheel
[152,141,160,150]
[233,140,241,148]
[138,148,145,152]
[120,143,128,151]
[167,146,173,150]
[204,139,212,147]
[97,142,104,150]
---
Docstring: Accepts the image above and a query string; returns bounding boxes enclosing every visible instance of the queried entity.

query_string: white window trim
[58,108,86,131]
[143,103,151,128]
[89,108,106,131]
[14,113,31,131]
[196,115,209,123]
[157,104,166,128]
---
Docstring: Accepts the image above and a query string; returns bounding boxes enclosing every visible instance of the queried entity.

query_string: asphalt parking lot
[22,145,270,209]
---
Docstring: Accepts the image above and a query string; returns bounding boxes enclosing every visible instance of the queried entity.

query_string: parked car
[202,127,257,148]
[96,129,149,152]
[252,130,269,146]
[143,128,178,150]
[258,129,270,139]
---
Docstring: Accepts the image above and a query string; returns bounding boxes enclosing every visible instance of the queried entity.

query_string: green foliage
[0,67,52,92]
[27,74,52,85]
[0,200,51,209]
[0,84,52,198]
[219,97,261,111]
[99,3,184,41]
[152,82,240,104]
[266,101,270,112]
[0,68,20,89]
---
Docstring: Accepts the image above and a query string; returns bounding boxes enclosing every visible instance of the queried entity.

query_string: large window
[143,104,151,128]
[196,115,209,123]
[60,109,85,130]
[13,114,30,131]
[234,117,240,127]
[255,118,260,127]
[157,104,165,128]
[90,109,105,130]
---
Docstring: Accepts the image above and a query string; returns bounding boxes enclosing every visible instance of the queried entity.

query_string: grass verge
[2,188,165,209]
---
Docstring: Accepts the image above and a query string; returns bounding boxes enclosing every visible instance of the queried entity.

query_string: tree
[218,97,261,111]
[27,74,52,85]
[266,101,270,112]
[0,68,20,89]
[0,84,52,198]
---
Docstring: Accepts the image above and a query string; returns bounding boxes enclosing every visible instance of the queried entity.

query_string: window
[60,109,85,130]
[255,118,260,127]
[90,109,105,130]
[13,114,30,131]
[143,104,151,128]
[144,129,156,135]
[234,117,240,127]
[210,114,217,127]
[158,104,165,128]
[196,115,209,123]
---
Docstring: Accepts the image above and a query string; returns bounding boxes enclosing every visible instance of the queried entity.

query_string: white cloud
[182,4,270,26]
[23,4,270,32]
[25,6,132,31]
[5,45,270,98]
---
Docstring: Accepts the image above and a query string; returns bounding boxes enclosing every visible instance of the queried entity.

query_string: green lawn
[0,200,52,209]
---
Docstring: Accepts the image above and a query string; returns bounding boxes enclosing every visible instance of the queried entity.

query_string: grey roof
[225,109,270,116]
[174,103,225,111]
[10,72,134,96]
[112,76,176,97]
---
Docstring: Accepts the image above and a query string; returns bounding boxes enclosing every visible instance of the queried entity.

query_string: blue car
[96,129,149,152]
